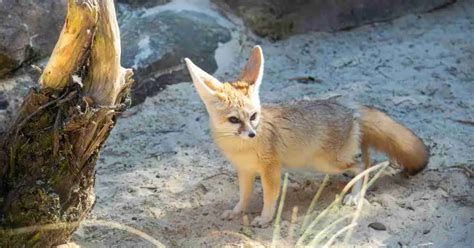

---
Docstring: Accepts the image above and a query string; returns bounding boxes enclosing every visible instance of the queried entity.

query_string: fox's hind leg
[342,162,365,205]
[343,146,371,205]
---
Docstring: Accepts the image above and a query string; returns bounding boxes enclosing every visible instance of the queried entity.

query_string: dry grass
[0,220,166,247]
[271,173,289,248]
[278,161,390,247]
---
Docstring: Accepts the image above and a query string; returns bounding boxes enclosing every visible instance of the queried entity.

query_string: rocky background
[1,0,473,247]
[0,0,457,126]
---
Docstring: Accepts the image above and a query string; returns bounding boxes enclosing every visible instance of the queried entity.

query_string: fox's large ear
[185,58,222,104]
[239,46,264,103]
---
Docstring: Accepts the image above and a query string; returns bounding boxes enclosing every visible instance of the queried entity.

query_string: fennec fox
[184,46,429,227]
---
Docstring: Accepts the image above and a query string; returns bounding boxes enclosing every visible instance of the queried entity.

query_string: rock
[120,10,231,105]
[330,57,355,68]
[0,0,66,78]
[117,0,171,8]
[0,95,8,110]
[0,73,36,135]
[212,0,456,40]
[368,222,387,231]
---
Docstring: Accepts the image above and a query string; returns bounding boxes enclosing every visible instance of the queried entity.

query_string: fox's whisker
[213,134,237,139]
[214,131,236,135]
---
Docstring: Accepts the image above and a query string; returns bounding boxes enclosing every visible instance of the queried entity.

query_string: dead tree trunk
[0,0,133,246]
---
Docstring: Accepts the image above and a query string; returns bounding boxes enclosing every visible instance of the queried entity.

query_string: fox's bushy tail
[360,106,429,175]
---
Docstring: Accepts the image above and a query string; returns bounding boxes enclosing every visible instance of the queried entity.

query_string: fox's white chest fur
[214,136,261,171]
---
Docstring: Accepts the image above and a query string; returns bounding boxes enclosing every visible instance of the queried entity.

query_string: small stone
[198,183,208,194]
[369,222,387,231]
[0,99,8,110]
[330,57,354,68]
[423,229,431,234]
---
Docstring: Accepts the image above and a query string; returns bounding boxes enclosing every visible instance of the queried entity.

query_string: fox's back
[260,99,360,169]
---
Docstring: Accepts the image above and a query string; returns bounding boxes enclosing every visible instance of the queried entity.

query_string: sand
[72,0,473,247]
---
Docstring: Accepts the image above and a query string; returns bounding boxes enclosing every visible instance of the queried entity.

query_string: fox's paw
[221,210,241,220]
[343,193,358,206]
[251,216,272,228]
[342,193,368,206]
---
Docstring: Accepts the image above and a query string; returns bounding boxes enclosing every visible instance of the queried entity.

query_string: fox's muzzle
[238,123,257,139]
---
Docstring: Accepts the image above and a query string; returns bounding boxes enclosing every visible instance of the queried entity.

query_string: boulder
[0,73,36,135]
[117,0,171,8]
[0,0,66,78]
[212,0,456,40]
[120,10,231,105]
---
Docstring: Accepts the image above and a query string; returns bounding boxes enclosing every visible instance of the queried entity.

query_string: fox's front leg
[221,169,256,220]
[251,164,281,228]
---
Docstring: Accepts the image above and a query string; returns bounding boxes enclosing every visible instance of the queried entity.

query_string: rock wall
[213,0,455,40]
[0,0,457,104]
[0,0,66,77]
[117,0,171,8]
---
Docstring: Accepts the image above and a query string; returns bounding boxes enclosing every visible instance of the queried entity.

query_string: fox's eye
[250,113,257,121]
[228,116,240,124]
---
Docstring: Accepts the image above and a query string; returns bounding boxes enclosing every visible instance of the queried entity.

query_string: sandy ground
[72,0,473,247]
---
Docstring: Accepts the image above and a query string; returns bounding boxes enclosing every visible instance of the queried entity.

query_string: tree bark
[0,0,134,246]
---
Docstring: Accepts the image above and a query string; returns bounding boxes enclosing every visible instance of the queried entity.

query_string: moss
[239,7,294,40]
[0,83,129,246]
[28,232,42,246]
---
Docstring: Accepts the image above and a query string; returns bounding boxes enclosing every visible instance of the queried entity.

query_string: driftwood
[0,0,133,246]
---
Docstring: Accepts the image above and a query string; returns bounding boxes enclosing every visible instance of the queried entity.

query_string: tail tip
[403,145,430,176]
[403,161,427,176]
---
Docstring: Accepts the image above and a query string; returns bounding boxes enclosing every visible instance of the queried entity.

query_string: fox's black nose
[248,132,256,138]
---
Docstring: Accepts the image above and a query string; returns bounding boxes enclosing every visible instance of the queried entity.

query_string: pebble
[369,222,387,231]
[0,99,8,110]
